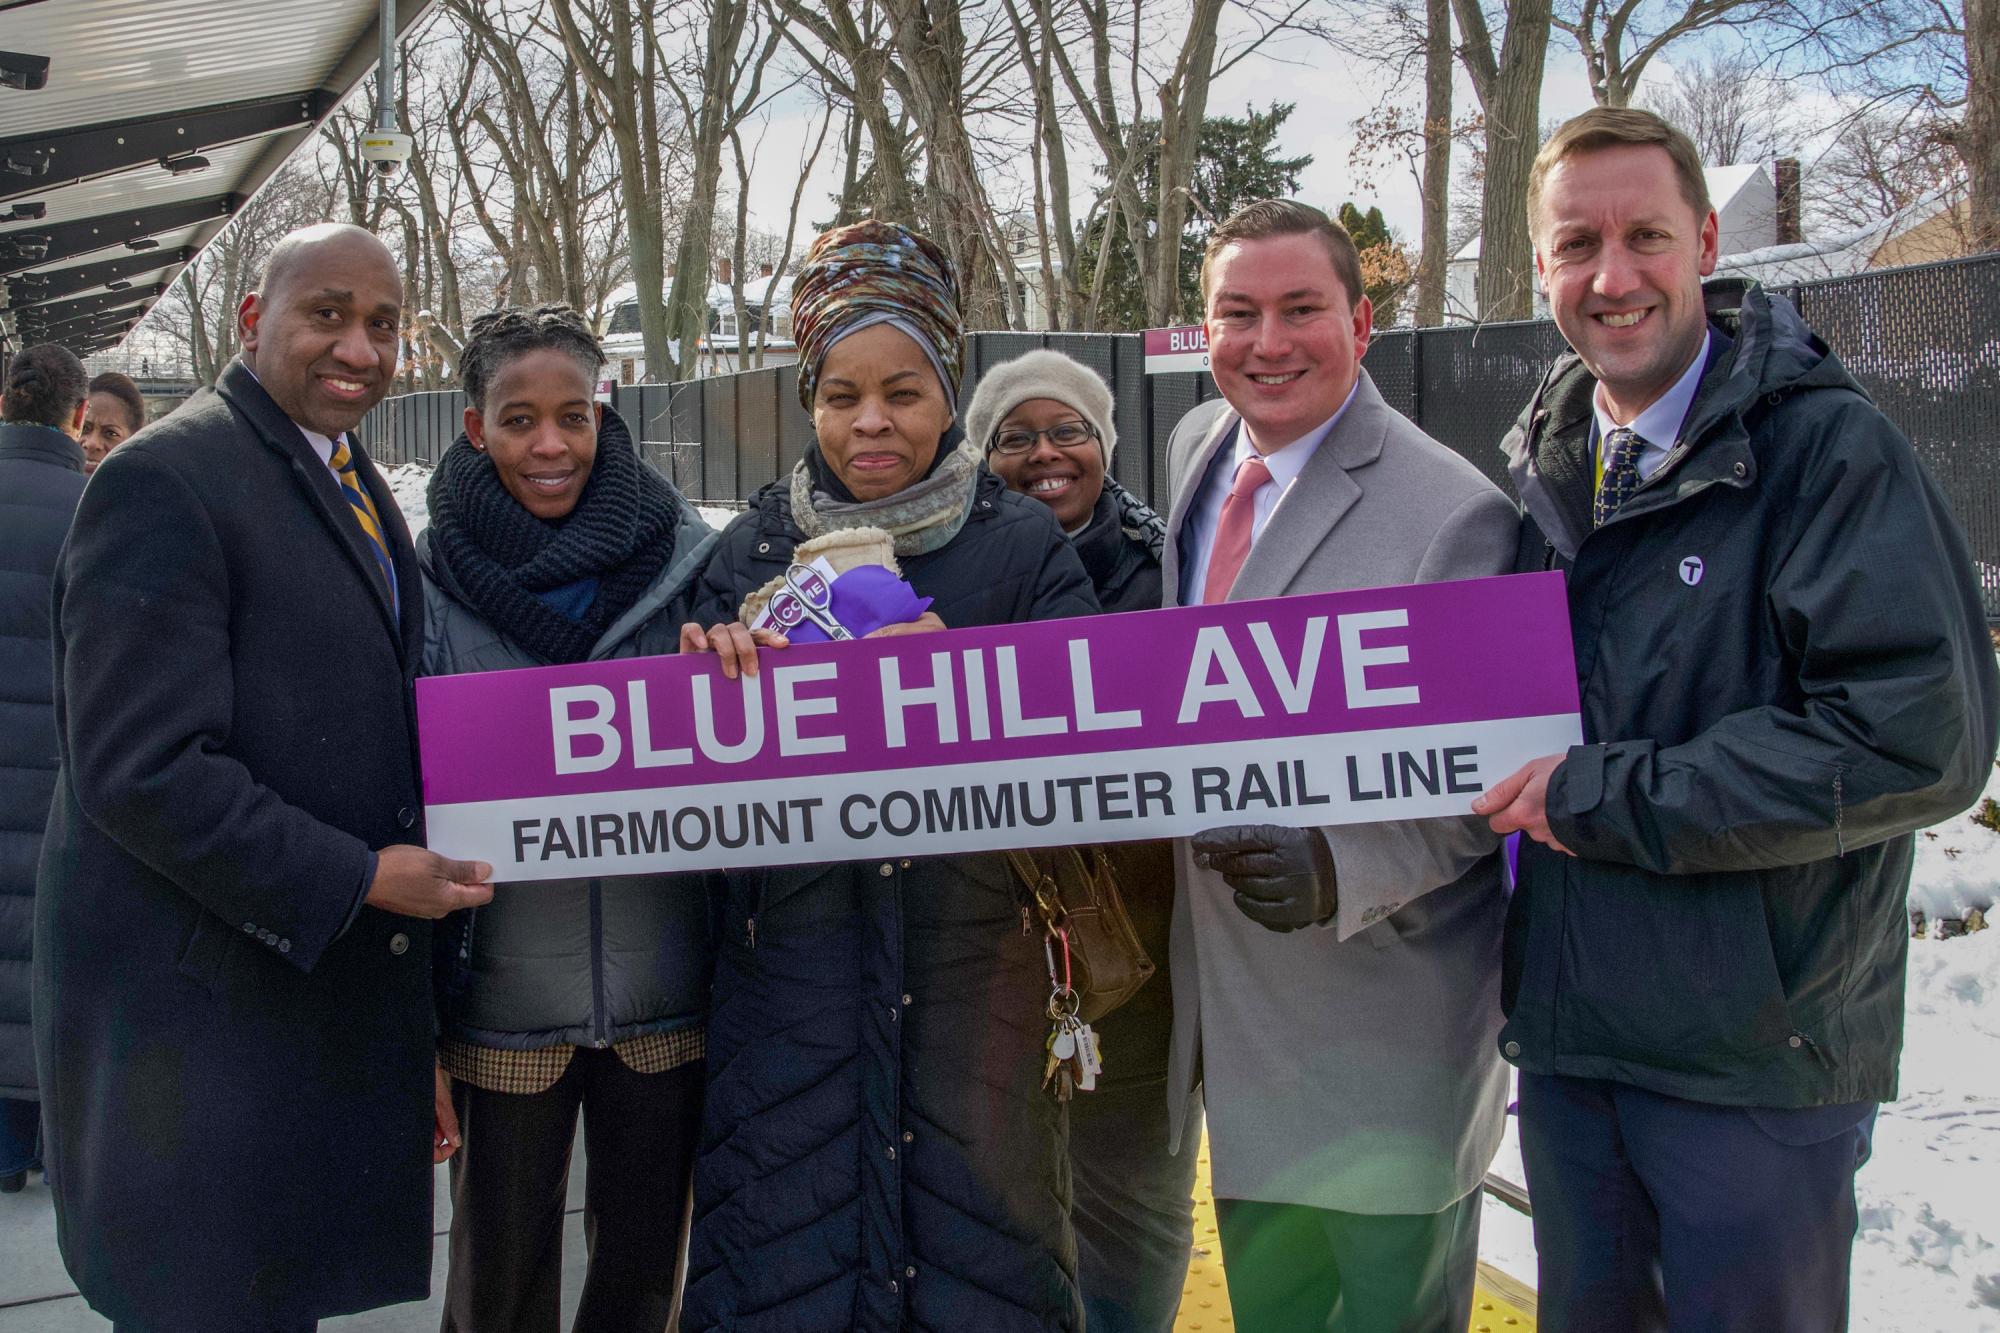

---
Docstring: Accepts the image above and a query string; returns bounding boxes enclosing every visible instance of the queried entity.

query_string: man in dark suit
[34,223,493,1332]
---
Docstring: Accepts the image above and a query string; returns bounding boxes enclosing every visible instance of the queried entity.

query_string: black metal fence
[364,253,2000,617]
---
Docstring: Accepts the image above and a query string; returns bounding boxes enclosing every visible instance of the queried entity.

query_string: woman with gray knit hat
[966,350,1193,1333]
[679,221,1098,1333]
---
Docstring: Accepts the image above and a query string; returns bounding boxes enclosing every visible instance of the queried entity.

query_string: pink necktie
[1202,455,1272,605]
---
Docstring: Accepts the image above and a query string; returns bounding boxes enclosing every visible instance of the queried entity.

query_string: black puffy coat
[1499,282,2000,1109]
[680,460,1099,1332]
[0,422,86,1100]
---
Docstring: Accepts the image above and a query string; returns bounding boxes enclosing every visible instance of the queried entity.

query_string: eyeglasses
[989,420,1098,456]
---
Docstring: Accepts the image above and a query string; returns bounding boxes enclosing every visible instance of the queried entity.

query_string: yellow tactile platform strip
[1173,1139,1538,1332]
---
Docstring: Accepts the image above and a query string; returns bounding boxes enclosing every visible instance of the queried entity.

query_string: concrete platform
[0,1148,589,1330]
[2,1132,1534,1331]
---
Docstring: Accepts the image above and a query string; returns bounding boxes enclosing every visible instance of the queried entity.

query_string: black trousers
[442,1048,703,1333]
[1212,1191,1481,1333]
[1068,1024,1198,1332]
[1519,1071,1875,1333]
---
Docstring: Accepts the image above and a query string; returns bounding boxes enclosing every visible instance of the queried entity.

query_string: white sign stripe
[427,713,1581,880]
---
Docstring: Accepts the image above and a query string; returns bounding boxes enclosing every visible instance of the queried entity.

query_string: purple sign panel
[1142,324,1210,374]
[418,572,1582,880]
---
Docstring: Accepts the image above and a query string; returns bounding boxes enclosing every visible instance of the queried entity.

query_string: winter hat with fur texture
[963,349,1117,465]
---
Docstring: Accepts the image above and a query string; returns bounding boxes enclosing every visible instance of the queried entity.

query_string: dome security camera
[359,129,414,177]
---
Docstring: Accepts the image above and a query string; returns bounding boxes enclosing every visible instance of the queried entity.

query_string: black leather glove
[1192,824,1338,932]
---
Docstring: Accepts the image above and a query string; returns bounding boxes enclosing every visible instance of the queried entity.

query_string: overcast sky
[732,20,1615,255]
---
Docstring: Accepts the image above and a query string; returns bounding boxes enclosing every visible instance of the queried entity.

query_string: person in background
[0,344,90,1195]
[34,223,492,1332]
[1161,200,1516,1332]
[966,349,1191,1333]
[1476,106,2000,1333]
[79,371,147,473]
[677,220,1099,1332]
[419,304,719,1333]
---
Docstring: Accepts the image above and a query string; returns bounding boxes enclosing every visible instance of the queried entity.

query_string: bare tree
[439,0,634,318]
[878,0,1027,326]
[1781,0,2000,249]
[651,0,786,379]
[1339,0,1470,326]
[1416,0,1456,325]
[1553,0,1794,108]
[1455,0,1554,318]
[547,0,689,382]
[773,0,923,225]
[1641,51,1800,163]
[1040,0,1314,328]
[999,0,1080,327]
[752,99,833,365]
[1811,104,1967,232]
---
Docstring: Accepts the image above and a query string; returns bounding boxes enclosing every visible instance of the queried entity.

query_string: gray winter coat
[419,485,720,1050]
[1499,280,2000,1109]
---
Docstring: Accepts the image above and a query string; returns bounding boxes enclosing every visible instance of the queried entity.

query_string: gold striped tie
[329,437,399,617]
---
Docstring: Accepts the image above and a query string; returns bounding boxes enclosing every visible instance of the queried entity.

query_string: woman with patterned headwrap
[678,221,1099,1332]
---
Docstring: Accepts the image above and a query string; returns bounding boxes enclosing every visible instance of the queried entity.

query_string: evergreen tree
[1336,200,1414,325]
[1078,102,1313,329]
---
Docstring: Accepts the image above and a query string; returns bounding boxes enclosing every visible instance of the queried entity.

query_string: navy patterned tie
[1594,426,1646,528]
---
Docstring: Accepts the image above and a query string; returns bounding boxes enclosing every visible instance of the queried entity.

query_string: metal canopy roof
[0,0,435,358]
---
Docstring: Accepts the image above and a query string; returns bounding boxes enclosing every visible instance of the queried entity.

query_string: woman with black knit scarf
[418,305,719,1333]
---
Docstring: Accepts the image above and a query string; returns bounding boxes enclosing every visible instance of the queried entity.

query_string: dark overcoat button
[389,932,410,956]
[397,806,416,829]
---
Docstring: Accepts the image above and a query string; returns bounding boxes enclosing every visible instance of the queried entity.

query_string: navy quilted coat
[680,461,1099,1331]
[0,422,86,1100]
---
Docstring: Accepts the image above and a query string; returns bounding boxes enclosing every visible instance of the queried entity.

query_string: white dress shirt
[1592,329,1711,483]
[299,425,339,470]
[1179,380,1358,604]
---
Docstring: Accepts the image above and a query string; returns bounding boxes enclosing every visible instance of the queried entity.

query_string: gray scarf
[791,433,984,558]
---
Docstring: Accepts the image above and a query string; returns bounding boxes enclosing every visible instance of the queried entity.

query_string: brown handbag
[1005,844,1156,1024]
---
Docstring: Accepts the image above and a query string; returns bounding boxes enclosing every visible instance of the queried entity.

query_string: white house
[1713,190,1968,285]
[599,263,797,383]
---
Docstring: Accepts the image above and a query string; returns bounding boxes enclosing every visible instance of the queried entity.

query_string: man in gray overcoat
[1161,199,1517,1331]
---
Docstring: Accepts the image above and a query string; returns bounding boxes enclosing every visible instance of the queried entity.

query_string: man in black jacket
[35,223,492,1331]
[0,344,90,1195]
[1475,107,2000,1331]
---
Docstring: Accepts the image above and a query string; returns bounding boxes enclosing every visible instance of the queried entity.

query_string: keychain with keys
[1041,928,1103,1100]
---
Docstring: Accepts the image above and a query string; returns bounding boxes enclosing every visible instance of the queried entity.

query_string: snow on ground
[382,462,740,540]
[384,463,432,538]
[1856,928,2000,1330]
[1909,750,2000,918]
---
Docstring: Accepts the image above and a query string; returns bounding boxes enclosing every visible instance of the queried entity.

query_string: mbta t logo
[1679,556,1706,586]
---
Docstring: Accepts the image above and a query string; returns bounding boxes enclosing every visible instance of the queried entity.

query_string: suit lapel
[1161,406,1242,608]
[215,361,406,654]
[1228,372,1388,602]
